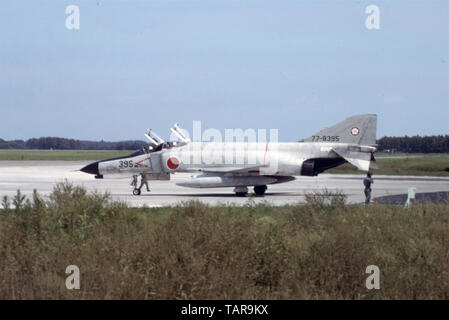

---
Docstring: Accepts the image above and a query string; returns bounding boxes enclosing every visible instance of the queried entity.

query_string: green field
[0,150,448,176]
[1,183,449,299]
[328,153,449,177]
[0,150,133,161]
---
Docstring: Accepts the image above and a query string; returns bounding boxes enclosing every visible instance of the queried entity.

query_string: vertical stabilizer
[303,114,377,146]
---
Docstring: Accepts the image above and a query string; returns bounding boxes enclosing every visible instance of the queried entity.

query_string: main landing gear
[233,185,268,197]
[254,185,267,196]
[234,186,248,197]
[131,174,150,196]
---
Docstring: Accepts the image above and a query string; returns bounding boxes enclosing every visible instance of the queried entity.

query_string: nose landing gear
[131,174,150,196]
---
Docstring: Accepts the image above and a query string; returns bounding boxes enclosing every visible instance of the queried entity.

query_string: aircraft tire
[133,188,141,196]
[254,185,267,196]
[235,192,247,197]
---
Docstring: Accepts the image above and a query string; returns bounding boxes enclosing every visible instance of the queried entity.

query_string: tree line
[0,135,449,152]
[0,137,147,150]
[376,135,449,153]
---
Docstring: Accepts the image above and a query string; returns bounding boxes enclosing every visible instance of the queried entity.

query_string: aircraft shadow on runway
[114,192,301,198]
[331,176,449,182]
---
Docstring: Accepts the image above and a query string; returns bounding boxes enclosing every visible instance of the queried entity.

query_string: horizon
[2,131,449,143]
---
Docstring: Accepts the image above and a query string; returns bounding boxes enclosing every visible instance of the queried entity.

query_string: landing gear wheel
[254,185,267,196]
[234,186,248,197]
[133,188,141,196]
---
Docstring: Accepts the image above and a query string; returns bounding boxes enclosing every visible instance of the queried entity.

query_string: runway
[1,161,449,207]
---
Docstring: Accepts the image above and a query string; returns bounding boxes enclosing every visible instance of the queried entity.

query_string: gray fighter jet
[81,114,378,196]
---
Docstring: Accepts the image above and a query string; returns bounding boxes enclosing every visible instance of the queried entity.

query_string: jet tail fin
[303,114,377,146]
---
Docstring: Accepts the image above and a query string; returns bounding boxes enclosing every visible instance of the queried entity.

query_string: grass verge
[0,150,133,161]
[328,154,449,177]
[1,183,449,299]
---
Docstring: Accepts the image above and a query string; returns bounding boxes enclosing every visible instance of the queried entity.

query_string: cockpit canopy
[137,123,190,154]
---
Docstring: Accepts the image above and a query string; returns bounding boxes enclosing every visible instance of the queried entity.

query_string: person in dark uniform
[139,173,150,192]
[131,175,138,187]
[363,173,374,204]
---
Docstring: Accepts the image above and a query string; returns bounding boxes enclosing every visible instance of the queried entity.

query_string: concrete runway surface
[1,161,449,207]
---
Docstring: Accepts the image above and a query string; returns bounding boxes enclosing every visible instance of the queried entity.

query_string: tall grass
[1,183,448,299]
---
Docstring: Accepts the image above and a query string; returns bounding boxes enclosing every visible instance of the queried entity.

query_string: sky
[0,0,448,142]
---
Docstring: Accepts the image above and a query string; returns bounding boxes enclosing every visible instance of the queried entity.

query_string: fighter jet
[80,114,378,196]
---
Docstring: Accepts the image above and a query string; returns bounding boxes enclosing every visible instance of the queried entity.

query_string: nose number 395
[118,160,135,169]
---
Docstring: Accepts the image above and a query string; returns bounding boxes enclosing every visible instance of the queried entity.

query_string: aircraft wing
[332,146,378,171]
[197,165,266,175]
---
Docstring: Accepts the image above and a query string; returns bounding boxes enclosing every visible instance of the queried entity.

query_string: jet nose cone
[80,162,99,175]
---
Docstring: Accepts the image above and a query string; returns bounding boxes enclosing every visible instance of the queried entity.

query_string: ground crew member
[139,173,150,192]
[363,172,374,204]
[131,175,138,187]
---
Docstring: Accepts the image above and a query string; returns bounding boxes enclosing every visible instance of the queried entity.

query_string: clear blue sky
[1,0,448,141]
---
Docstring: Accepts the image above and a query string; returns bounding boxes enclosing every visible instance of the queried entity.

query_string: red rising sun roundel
[350,127,360,136]
[167,156,180,170]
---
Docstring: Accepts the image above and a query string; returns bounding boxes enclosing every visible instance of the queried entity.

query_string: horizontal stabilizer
[332,146,378,171]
